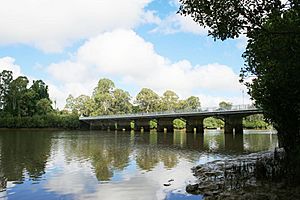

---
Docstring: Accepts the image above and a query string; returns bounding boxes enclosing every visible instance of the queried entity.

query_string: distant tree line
[0,70,79,129]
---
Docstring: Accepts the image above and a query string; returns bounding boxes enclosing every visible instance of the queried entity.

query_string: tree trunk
[277,126,300,184]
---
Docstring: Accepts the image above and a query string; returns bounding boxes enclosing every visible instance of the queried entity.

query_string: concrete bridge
[79,104,262,134]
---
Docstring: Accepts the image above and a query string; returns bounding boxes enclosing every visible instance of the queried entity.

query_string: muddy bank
[186,149,300,199]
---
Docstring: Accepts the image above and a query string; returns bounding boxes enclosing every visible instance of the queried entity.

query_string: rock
[186,184,199,194]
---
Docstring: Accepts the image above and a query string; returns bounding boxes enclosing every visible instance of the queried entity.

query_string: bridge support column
[186,117,204,134]
[80,121,90,130]
[224,116,243,134]
[157,118,174,132]
[106,121,116,131]
[90,121,104,130]
[135,119,150,132]
[117,121,132,131]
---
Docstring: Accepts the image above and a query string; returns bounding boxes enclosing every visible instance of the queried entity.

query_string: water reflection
[0,129,278,200]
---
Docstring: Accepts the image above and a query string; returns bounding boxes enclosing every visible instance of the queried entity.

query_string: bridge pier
[80,121,90,130]
[224,116,243,134]
[157,118,174,132]
[117,121,131,131]
[106,121,116,131]
[135,119,150,132]
[186,117,204,134]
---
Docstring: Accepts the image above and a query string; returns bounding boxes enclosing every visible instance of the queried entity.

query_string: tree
[219,101,233,110]
[64,95,76,113]
[179,0,300,180]
[135,88,160,113]
[75,95,91,116]
[185,96,201,110]
[5,76,29,117]
[112,89,132,114]
[92,78,115,115]
[36,98,53,115]
[161,90,179,111]
[0,70,13,113]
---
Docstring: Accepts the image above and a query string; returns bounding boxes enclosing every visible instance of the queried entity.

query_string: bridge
[79,104,263,134]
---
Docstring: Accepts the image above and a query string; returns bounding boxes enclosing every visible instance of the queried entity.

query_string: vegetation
[179,0,300,182]
[0,70,79,129]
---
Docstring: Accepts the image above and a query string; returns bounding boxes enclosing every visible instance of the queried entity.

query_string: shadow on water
[0,129,277,200]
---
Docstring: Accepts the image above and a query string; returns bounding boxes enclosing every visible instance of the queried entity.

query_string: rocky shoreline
[186,149,300,200]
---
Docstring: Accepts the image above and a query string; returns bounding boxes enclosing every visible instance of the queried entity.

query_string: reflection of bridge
[80,104,263,134]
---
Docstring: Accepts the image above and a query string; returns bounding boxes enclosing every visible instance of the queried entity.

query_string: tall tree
[64,95,76,113]
[185,96,201,110]
[92,78,115,115]
[6,76,29,117]
[0,70,13,113]
[161,90,179,111]
[219,101,233,110]
[135,88,160,113]
[179,0,300,179]
[112,89,132,114]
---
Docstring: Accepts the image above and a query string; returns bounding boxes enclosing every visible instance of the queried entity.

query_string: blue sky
[0,0,250,108]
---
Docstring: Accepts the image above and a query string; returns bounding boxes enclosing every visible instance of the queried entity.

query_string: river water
[0,129,277,200]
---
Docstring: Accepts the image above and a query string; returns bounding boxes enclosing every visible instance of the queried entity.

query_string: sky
[0,0,251,109]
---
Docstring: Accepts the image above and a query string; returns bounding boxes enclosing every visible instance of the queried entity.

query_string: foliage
[135,88,160,113]
[179,0,300,180]
[219,101,233,110]
[243,114,270,129]
[204,117,224,129]
[0,113,79,129]
[160,90,179,111]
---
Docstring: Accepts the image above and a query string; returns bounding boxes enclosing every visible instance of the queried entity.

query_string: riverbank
[0,114,80,129]
[186,148,300,199]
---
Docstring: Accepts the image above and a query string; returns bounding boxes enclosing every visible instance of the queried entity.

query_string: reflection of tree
[63,132,132,181]
[0,131,52,181]
[136,147,159,171]
[204,131,224,151]
[159,151,178,169]
[244,134,278,152]
[224,134,244,153]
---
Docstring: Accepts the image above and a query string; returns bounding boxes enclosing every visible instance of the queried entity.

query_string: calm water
[0,129,278,200]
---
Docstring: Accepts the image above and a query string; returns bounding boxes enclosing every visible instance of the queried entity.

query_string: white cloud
[0,57,22,78]
[0,0,152,52]
[47,29,248,108]
[152,14,208,35]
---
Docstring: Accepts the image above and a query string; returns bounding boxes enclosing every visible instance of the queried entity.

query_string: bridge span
[80,104,263,134]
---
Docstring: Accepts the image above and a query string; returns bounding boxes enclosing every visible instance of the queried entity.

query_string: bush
[0,114,80,129]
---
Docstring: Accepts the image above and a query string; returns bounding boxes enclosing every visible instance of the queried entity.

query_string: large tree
[135,88,160,113]
[161,90,179,111]
[92,78,115,115]
[0,70,13,113]
[179,0,300,179]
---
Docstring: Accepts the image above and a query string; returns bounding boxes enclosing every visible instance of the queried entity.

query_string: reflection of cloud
[43,139,198,200]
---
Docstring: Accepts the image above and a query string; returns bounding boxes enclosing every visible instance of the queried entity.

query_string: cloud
[47,29,248,108]
[0,57,22,78]
[0,0,152,52]
[151,14,208,35]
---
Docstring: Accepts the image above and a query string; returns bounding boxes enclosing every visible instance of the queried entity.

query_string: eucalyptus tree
[161,90,179,111]
[92,78,115,115]
[112,89,132,114]
[0,70,13,113]
[135,88,160,113]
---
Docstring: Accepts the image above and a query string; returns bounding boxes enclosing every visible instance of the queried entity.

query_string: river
[0,129,277,200]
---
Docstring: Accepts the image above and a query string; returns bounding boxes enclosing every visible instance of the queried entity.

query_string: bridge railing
[80,104,259,120]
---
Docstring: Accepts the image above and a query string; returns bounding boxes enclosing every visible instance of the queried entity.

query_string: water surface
[0,129,277,200]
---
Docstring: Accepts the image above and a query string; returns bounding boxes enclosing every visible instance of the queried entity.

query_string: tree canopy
[179,0,300,180]
[0,70,52,117]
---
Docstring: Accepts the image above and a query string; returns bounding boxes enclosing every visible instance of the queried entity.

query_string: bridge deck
[80,105,262,122]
